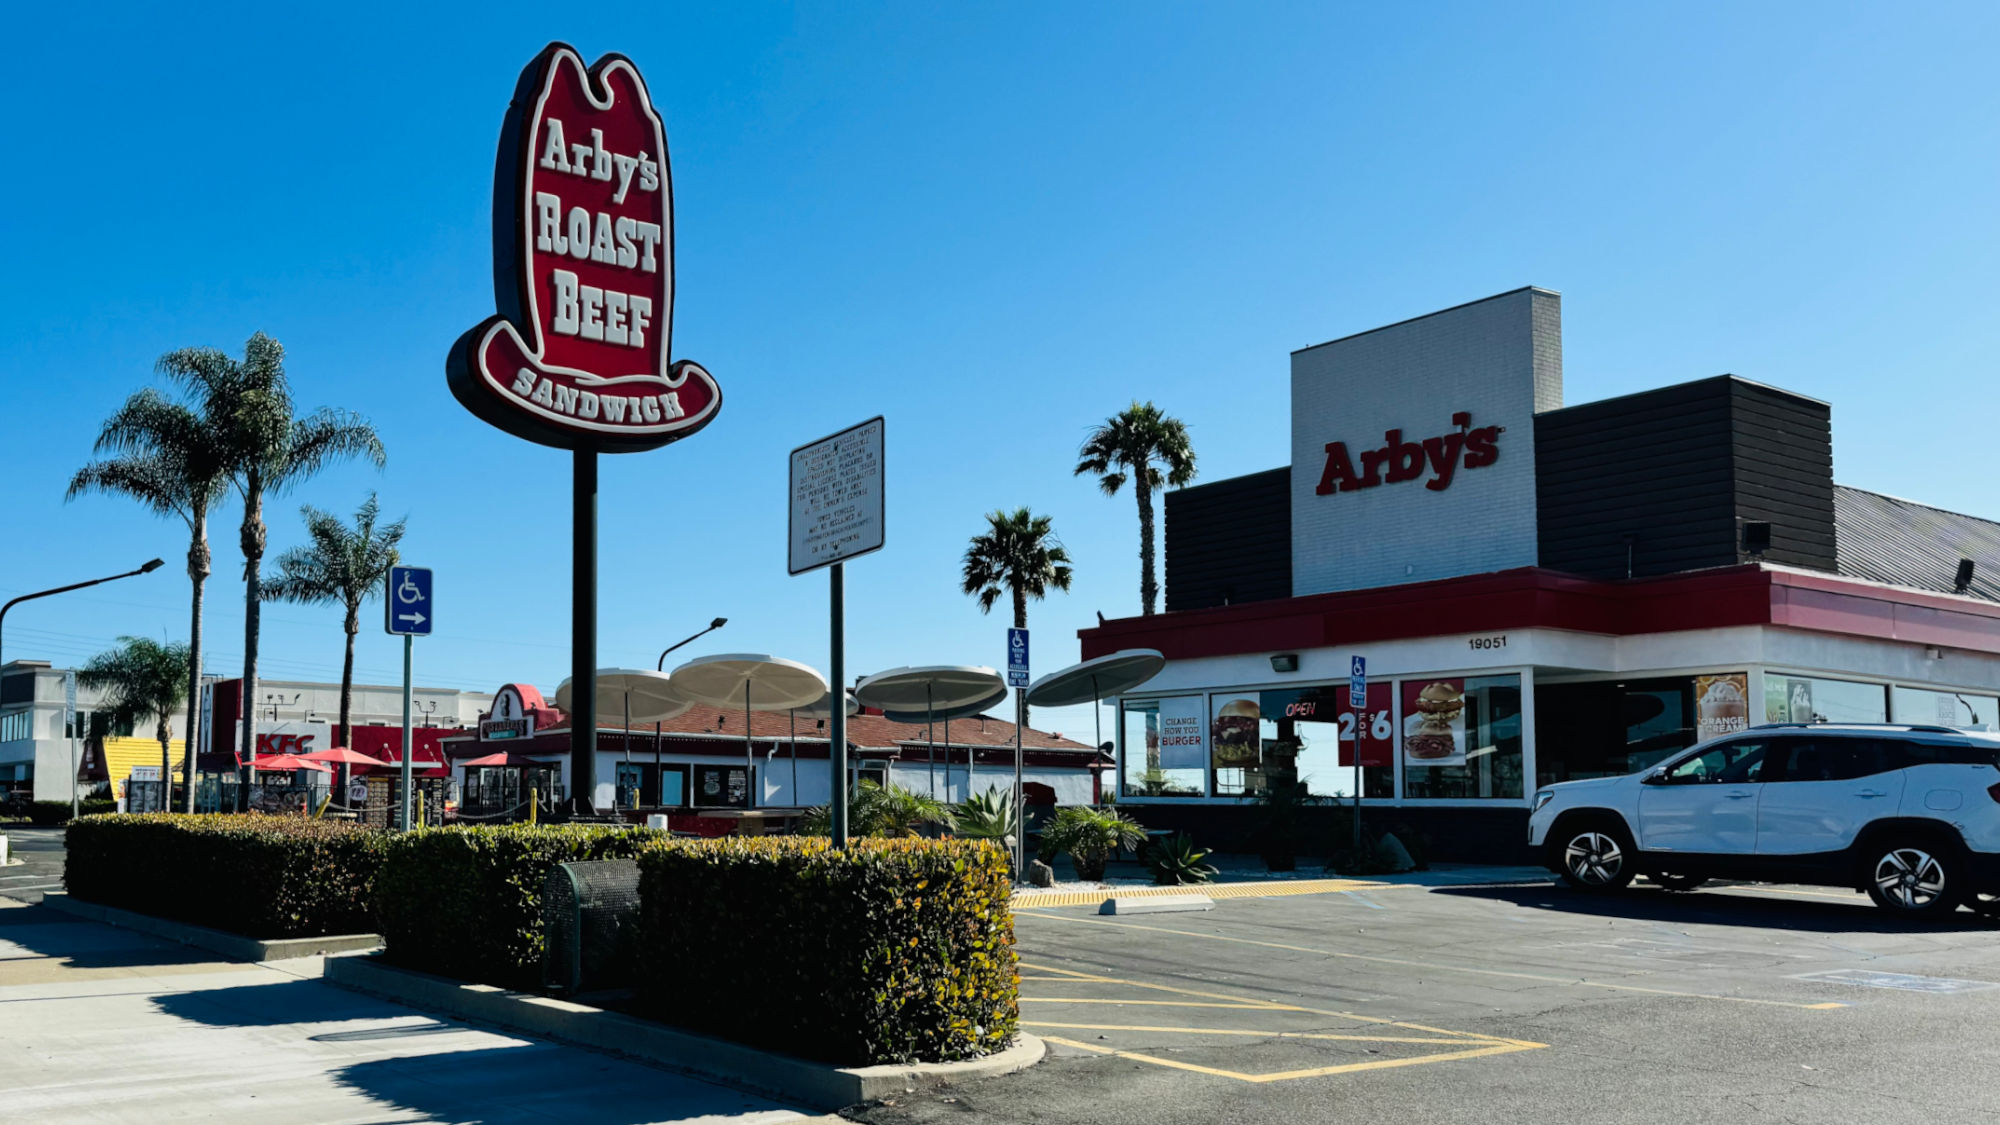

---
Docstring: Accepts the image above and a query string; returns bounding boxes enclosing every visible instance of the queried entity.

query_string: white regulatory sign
[788,416,885,575]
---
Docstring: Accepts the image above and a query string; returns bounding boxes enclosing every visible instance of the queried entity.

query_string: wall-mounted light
[1927,646,1944,661]
[1270,653,1299,673]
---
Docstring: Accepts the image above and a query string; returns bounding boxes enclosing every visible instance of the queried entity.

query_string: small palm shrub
[799,780,954,838]
[1042,806,1146,881]
[1147,832,1217,885]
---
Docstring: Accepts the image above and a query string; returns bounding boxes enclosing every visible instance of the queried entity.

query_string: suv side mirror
[1641,767,1669,786]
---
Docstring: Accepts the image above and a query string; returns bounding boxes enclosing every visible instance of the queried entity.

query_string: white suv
[1528,723,2000,918]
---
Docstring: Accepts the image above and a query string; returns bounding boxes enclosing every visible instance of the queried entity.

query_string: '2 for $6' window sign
[448,43,721,453]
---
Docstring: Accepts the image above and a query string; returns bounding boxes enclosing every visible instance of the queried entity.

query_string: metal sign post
[386,566,434,830]
[64,670,77,819]
[789,417,885,848]
[1010,629,1029,878]
[1349,655,1366,850]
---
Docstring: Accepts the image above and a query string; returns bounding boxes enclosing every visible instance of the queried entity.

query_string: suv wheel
[1863,840,1962,917]
[1557,825,1635,891]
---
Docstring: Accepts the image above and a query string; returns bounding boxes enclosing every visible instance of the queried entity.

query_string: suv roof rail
[1749,721,1968,735]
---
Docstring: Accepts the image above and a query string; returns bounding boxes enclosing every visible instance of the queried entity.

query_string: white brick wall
[1289,288,1562,595]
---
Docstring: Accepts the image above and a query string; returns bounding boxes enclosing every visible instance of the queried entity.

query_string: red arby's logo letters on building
[1314,411,1501,496]
[448,43,719,452]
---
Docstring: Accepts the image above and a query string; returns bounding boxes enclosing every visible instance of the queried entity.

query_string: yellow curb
[1012,878,1388,909]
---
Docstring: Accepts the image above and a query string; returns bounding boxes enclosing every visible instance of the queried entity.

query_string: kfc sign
[448,43,720,452]
[1314,411,1501,497]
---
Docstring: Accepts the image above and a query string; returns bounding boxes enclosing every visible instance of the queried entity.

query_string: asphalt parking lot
[852,874,2000,1125]
[0,826,64,903]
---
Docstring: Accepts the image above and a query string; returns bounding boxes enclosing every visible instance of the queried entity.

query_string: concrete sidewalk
[0,895,827,1124]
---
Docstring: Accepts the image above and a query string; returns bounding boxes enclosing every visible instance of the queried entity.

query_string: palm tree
[77,637,193,809]
[263,493,406,747]
[961,507,1074,633]
[1075,401,1196,616]
[69,390,232,812]
[156,334,385,790]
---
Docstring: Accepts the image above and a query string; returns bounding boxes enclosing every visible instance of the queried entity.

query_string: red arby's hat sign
[448,43,720,452]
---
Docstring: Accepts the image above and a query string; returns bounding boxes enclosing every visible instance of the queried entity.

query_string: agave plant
[1147,832,1218,886]
[952,786,1018,841]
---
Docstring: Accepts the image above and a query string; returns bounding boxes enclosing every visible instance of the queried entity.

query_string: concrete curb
[39,892,383,961]
[324,954,1045,1110]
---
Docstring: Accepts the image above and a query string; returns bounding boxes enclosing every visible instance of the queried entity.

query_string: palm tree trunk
[339,607,358,748]
[1136,472,1156,615]
[239,476,265,804]
[158,715,173,813]
[1012,585,1027,632]
[182,507,209,814]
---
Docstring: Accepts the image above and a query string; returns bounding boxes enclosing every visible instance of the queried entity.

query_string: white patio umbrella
[555,669,690,809]
[1027,649,1167,795]
[671,654,828,809]
[856,666,1006,798]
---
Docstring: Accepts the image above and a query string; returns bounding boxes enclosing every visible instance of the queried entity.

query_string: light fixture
[1927,646,1944,660]
[1742,521,1772,557]
[1270,653,1299,673]
[1955,559,1976,593]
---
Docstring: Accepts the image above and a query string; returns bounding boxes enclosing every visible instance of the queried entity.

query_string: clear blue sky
[5,3,1997,742]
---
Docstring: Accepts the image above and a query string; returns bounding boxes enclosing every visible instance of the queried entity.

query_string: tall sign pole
[386,566,433,830]
[1349,655,1367,850]
[789,417,885,848]
[1008,628,1030,877]
[447,43,722,818]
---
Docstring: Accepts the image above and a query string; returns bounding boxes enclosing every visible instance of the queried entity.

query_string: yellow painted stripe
[1012,878,1388,909]
[1019,919,1848,1011]
[1023,1021,1495,1045]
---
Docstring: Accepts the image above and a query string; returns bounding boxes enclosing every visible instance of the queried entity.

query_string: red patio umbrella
[298,746,386,802]
[252,753,331,773]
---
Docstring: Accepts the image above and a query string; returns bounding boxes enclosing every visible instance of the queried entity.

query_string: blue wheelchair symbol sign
[1349,655,1367,709]
[385,566,433,636]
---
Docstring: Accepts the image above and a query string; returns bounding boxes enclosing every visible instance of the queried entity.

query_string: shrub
[1042,806,1145,881]
[64,814,385,937]
[636,836,1017,1066]
[1147,832,1217,885]
[951,786,1017,842]
[29,800,116,826]
[373,824,660,989]
[798,780,954,838]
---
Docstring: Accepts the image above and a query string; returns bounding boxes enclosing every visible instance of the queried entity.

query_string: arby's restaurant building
[1080,287,2000,860]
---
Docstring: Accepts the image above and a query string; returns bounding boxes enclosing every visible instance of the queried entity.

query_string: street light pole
[0,559,164,807]
[655,617,726,806]
[0,558,166,671]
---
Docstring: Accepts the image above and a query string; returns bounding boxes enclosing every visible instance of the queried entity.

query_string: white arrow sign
[398,611,427,626]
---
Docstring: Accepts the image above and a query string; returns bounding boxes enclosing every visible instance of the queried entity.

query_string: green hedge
[636,836,1017,1066]
[373,825,660,990]
[63,814,385,937]
[29,800,116,826]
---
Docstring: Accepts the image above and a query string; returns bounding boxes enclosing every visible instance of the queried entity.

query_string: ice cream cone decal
[448,42,720,452]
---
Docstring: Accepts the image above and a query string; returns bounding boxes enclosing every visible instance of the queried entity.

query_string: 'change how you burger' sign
[449,43,720,452]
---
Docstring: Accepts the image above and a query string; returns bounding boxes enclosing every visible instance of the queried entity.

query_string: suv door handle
[1723,790,1754,799]
[1855,790,1888,799]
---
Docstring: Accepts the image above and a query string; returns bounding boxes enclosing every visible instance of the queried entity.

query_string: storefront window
[1891,686,1999,730]
[1204,686,1392,799]
[1401,675,1523,799]
[693,764,750,807]
[1121,700,1203,797]
[1763,674,1887,725]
